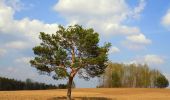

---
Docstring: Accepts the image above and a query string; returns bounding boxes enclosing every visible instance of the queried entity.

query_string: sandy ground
[0,88,170,100]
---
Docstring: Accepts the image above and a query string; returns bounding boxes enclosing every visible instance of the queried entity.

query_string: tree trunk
[67,76,73,100]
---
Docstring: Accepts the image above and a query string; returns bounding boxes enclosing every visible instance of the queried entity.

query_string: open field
[0,88,170,100]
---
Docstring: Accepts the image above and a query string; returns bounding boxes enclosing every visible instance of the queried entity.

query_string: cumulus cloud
[143,55,164,64]
[122,33,151,50]
[53,0,129,33]
[53,0,151,49]
[109,46,120,54]
[0,0,60,64]
[126,34,151,44]
[129,54,164,65]
[0,0,58,45]
[162,9,170,27]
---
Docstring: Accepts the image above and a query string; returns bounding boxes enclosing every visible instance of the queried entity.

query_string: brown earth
[0,88,170,100]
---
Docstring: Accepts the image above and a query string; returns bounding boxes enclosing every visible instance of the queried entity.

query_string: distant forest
[98,62,169,88]
[0,77,67,91]
[1,63,169,90]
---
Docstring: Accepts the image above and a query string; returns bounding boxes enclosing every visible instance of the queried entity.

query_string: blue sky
[0,0,170,88]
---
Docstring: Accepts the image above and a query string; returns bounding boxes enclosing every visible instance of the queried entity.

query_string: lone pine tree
[30,24,111,100]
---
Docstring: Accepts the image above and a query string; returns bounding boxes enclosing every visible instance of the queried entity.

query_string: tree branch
[71,43,75,69]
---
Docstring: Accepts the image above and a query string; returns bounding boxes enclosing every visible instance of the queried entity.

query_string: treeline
[0,77,67,91]
[98,62,169,88]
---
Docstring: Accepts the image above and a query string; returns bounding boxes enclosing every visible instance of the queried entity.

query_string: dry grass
[0,88,170,100]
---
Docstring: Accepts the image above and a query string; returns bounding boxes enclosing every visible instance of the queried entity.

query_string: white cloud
[130,54,164,65]
[54,0,129,34]
[162,9,170,27]
[122,33,151,50]
[0,0,58,44]
[5,41,29,49]
[54,0,129,19]
[132,0,146,19]
[14,57,32,64]
[109,46,120,54]
[143,55,164,65]
[54,0,150,49]
[5,0,24,12]
[0,48,7,56]
[123,42,146,50]
[126,34,151,44]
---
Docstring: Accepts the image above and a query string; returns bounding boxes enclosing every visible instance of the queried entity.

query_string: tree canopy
[30,24,111,100]
[155,74,169,88]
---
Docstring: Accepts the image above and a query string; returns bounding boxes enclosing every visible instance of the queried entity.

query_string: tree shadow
[49,96,114,100]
